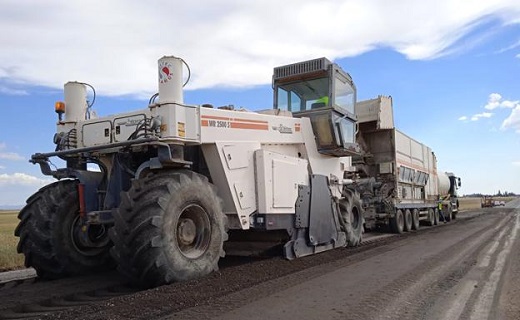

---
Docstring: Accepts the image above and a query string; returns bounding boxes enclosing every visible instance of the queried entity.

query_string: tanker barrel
[437,172,451,197]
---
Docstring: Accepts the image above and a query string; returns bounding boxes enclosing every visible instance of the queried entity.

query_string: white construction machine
[15,56,365,287]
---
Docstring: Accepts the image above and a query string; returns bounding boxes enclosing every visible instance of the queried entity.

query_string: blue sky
[1,0,520,206]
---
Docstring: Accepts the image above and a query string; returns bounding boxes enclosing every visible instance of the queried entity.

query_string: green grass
[0,210,25,271]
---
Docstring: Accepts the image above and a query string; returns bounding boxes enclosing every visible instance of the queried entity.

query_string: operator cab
[273,57,360,157]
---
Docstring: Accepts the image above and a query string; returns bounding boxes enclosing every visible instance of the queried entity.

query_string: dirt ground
[2,202,519,319]
[26,202,516,320]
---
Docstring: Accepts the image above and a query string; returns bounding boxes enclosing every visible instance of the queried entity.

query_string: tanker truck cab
[273,57,360,157]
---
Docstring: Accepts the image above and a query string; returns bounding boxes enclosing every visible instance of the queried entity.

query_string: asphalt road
[167,202,520,320]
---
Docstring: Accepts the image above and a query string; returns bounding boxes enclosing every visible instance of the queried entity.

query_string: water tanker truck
[351,96,461,232]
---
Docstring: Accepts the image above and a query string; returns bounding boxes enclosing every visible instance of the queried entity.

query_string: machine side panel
[201,141,261,230]
[255,150,309,214]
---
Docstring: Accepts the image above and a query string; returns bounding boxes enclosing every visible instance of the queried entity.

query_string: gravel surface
[1,206,518,320]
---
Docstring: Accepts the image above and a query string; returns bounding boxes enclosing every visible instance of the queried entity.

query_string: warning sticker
[178,122,185,137]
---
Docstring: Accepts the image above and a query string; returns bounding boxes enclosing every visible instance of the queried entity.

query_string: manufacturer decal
[159,60,174,83]
[272,124,293,134]
[116,119,142,127]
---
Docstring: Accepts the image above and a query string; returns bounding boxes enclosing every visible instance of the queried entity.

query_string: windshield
[276,77,329,112]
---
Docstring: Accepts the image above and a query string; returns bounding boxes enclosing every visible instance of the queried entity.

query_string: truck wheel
[411,209,420,230]
[445,203,453,222]
[110,170,227,287]
[426,208,435,226]
[15,180,112,279]
[338,190,364,247]
[434,208,440,225]
[403,209,413,232]
[390,209,404,234]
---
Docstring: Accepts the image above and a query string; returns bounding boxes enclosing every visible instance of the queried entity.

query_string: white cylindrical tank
[437,172,451,197]
[64,82,88,122]
[158,56,183,104]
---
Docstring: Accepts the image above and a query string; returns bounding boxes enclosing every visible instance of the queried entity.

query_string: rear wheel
[15,180,112,279]
[403,209,413,232]
[110,170,227,287]
[411,209,420,230]
[390,209,404,234]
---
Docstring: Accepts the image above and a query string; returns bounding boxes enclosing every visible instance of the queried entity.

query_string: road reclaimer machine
[351,96,461,233]
[15,56,365,287]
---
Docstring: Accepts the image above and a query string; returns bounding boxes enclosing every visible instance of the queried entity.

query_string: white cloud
[0,173,53,187]
[0,152,24,161]
[0,1,520,95]
[495,39,520,53]
[0,165,5,170]
[0,85,28,95]
[471,112,493,121]
[501,105,520,132]
[484,93,519,110]
[458,116,468,121]
[513,161,520,166]
[0,143,24,161]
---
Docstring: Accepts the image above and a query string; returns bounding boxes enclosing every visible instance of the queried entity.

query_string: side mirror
[457,178,461,187]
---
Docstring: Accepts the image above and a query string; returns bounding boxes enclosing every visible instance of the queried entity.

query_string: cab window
[334,76,355,114]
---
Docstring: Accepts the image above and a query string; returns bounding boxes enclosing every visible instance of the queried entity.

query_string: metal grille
[273,58,329,80]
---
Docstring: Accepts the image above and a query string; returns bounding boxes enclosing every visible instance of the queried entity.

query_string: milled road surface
[2,202,519,320]
[167,203,520,320]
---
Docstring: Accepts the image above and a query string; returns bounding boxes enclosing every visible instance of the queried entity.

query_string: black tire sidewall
[404,209,412,231]
[160,174,224,281]
[412,209,420,230]
[54,182,112,273]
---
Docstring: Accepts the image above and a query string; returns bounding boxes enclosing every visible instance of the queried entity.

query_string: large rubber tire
[411,209,420,230]
[453,200,459,219]
[15,180,112,279]
[338,190,364,247]
[434,208,440,225]
[445,203,453,222]
[390,209,404,234]
[426,208,435,226]
[110,170,227,287]
[403,209,413,232]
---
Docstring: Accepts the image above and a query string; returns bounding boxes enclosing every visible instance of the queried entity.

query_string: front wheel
[426,208,435,226]
[15,180,112,279]
[110,170,227,287]
[338,190,364,247]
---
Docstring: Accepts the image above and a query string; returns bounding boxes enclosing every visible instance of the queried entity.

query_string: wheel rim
[176,204,211,259]
[71,216,110,257]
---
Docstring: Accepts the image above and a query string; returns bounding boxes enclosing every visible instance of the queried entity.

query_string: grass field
[459,197,482,210]
[0,210,24,271]
[459,197,516,211]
